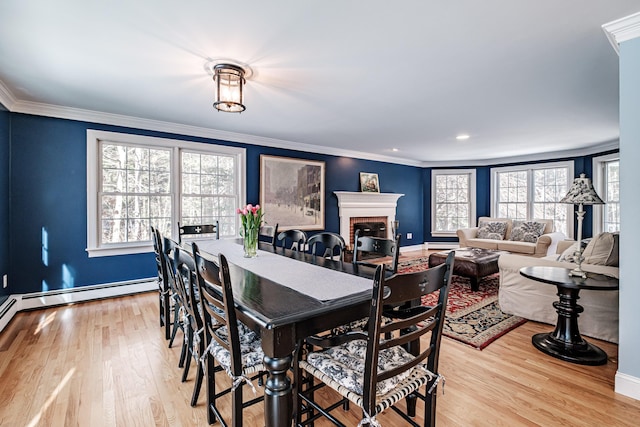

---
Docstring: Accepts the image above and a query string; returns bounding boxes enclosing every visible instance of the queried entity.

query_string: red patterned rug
[398,257,527,350]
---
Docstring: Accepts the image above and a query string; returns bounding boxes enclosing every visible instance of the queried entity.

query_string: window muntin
[181,151,238,236]
[431,170,476,235]
[593,154,620,234]
[87,130,246,257]
[603,160,620,232]
[492,162,573,237]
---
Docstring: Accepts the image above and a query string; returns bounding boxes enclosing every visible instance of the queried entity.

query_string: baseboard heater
[0,278,156,332]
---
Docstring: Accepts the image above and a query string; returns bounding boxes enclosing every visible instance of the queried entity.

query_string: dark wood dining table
[196,240,379,427]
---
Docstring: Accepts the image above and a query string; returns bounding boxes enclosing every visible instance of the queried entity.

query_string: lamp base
[568,267,587,279]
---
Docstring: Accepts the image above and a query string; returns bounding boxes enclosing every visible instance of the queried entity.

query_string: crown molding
[0,80,17,110]
[4,91,620,169]
[602,11,640,55]
[8,99,425,167]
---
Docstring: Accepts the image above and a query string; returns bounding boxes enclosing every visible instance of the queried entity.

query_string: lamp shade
[559,173,605,205]
[213,64,246,113]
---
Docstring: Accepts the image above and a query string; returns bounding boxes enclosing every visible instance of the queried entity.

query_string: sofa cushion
[497,240,536,255]
[477,221,508,240]
[582,232,619,266]
[465,238,500,250]
[510,221,546,243]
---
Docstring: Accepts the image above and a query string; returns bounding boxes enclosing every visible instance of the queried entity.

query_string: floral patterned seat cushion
[509,221,546,243]
[210,325,265,372]
[476,221,508,240]
[304,339,427,396]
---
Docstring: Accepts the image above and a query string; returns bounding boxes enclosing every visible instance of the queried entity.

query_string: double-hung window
[491,161,573,237]
[431,169,476,236]
[593,154,620,233]
[87,130,246,257]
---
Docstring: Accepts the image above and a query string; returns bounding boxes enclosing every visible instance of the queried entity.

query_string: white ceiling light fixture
[206,60,253,113]
[456,134,470,140]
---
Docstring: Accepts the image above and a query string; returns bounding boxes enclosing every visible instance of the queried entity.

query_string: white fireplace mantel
[334,191,404,244]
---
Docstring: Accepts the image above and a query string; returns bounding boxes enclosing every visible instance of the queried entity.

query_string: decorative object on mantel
[237,204,264,258]
[260,155,325,231]
[205,59,253,113]
[559,173,605,278]
[359,172,380,193]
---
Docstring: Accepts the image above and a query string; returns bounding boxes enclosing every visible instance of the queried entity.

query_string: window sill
[86,243,154,258]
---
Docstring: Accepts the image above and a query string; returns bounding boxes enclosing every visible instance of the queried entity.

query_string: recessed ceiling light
[392,148,399,152]
[456,134,470,140]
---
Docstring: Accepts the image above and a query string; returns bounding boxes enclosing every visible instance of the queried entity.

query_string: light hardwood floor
[1,291,639,426]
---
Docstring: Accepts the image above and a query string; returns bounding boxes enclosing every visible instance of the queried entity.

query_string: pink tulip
[242,208,248,215]
[246,204,253,211]
[255,204,260,210]
[236,208,242,214]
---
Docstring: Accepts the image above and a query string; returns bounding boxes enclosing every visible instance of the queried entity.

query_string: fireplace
[334,191,404,249]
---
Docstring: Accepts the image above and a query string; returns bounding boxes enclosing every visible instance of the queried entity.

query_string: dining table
[195,238,380,427]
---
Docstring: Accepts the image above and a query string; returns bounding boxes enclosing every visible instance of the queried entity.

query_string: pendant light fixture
[212,63,247,113]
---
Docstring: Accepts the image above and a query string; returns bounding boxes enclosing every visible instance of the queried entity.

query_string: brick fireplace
[334,191,404,249]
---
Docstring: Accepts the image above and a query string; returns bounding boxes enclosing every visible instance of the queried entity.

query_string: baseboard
[615,371,640,401]
[424,242,459,250]
[0,297,20,333]
[0,278,156,333]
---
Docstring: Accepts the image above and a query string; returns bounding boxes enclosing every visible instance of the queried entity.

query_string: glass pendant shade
[213,64,246,113]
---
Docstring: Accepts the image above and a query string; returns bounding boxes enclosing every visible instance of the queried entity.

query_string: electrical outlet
[406,232,413,239]
[2,274,7,288]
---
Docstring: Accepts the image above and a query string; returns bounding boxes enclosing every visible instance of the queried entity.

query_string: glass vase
[243,226,258,258]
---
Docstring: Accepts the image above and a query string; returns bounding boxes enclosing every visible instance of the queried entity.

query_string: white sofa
[498,236,619,343]
[457,217,565,257]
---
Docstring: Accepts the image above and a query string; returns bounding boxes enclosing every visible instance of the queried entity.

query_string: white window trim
[430,169,476,237]
[490,160,574,237]
[86,130,246,257]
[592,153,619,235]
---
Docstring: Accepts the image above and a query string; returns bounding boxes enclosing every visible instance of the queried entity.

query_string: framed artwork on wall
[260,155,325,231]
[359,172,380,193]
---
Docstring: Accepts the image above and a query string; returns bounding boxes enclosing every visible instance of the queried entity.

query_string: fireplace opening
[348,216,388,249]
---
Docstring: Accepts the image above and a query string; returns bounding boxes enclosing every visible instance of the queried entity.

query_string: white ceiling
[0,1,638,166]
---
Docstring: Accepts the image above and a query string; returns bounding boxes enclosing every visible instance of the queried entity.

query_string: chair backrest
[192,244,244,376]
[352,229,401,273]
[259,224,279,246]
[151,226,168,290]
[307,232,346,260]
[171,245,202,333]
[276,229,307,251]
[178,221,220,243]
[361,251,454,416]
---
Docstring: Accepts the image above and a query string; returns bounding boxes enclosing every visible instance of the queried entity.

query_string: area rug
[397,257,527,350]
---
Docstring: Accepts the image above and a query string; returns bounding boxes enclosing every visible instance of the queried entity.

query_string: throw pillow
[476,221,508,240]
[582,232,619,266]
[558,242,579,262]
[510,221,546,243]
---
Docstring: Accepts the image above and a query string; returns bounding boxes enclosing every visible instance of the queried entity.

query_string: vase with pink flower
[237,203,264,258]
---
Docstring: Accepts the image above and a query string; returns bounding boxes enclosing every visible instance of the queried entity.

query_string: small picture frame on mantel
[359,172,380,193]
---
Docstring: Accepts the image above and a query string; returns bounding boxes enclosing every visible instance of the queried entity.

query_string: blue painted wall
[618,36,640,383]
[423,152,619,243]
[8,113,423,294]
[0,106,9,302]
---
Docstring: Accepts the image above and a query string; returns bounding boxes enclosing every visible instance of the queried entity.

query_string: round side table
[519,266,619,365]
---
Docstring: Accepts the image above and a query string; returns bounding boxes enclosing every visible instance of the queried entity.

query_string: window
[431,169,476,236]
[87,130,246,257]
[491,161,573,237]
[593,154,620,234]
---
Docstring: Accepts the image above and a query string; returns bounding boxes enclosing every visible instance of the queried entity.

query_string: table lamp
[559,173,605,278]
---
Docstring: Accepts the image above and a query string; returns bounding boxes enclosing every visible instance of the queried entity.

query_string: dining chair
[162,237,184,350]
[259,223,279,246]
[192,244,265,426]
[294,251,455,427]
[352,229,401,274]
[178,221,220,243]
[170,245,207,406]
[307,232,346,261]
[276,229,307,251]
[151,226,172,340]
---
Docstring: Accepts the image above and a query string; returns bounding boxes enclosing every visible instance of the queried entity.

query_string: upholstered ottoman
[428,248,507,291]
